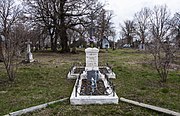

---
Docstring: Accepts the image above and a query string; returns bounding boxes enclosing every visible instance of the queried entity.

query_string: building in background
[102,36,110,48]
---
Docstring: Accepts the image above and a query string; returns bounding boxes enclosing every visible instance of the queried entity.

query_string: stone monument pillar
[25,41,34,63]
[85,47,99,71]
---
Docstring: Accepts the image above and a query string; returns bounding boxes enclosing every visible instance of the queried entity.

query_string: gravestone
[85,48,99,71]
[69,47,118,105]
[25,41,34,63]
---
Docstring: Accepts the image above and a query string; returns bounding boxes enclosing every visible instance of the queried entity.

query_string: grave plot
[68,48,118,105]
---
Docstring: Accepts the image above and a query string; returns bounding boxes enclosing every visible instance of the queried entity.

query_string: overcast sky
[100,0,180,38]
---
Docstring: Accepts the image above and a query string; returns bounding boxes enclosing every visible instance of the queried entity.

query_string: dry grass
[0,49,179,115]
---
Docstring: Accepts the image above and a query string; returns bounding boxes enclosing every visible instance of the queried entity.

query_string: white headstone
[85,47,99,71]
[25,41,34,63]
[27,44,31,53]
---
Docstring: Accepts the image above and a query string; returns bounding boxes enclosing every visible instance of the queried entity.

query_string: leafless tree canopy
[119,5,179,82]
[120,20,136,46]
[0,0,23,81]
[134,7,151,49]
[23,0,115,52]
[170,12,180,48]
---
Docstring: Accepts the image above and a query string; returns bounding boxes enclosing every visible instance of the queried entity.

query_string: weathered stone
[25,41,34,63]
[85,48,99,71]
[69,47,118,105]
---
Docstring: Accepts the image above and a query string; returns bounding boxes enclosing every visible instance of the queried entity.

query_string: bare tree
[148,5,173,82]
[170,12,180,48]
[120,20,136,47]
[134,7,151,50]
[0,0,22,81]
[24,0,59,52]
[92,8,115,48]
[25,0,103,53]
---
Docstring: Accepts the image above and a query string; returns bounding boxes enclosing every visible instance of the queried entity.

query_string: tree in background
[0,0,23,81]
[119,5,178,82]
[134,7,151,50]
[94,9,115,48]
[120,20,136,47]
[25,0,104,53]
[147,5,173,82]
[170,12,180,49]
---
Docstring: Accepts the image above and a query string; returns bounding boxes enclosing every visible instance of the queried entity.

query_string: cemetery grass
[0,49,179,115]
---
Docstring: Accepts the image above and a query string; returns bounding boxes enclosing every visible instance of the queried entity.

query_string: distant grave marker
[25,40,34,63]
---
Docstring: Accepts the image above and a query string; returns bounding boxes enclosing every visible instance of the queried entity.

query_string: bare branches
[134,7,151,50]
[120,20,136,46]
[24,0,110,52]
[119,5,178,82]
[147,5,173,82]
[0,0,23,81]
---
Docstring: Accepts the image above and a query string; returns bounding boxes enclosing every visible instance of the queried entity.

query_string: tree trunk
[48,27,57,52]
[8,66,15,81]
[53,30,58,52]
[59,0,70,53]
[0,42,3,62]
[60,31,70,53]
[141,36,145,50]
[4,56,16,81]
[50,35,57,52]
[50,37,56,52]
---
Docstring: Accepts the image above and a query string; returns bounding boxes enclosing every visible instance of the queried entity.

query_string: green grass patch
[0,49,179,115]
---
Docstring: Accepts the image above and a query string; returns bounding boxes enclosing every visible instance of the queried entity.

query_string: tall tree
[95,9,115,48]
[134,7,151,50]
[170,12,180,48]
[120,20,136,47]
[24,0,58,52]
[25,0,101,52]
[148,5,172,82]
